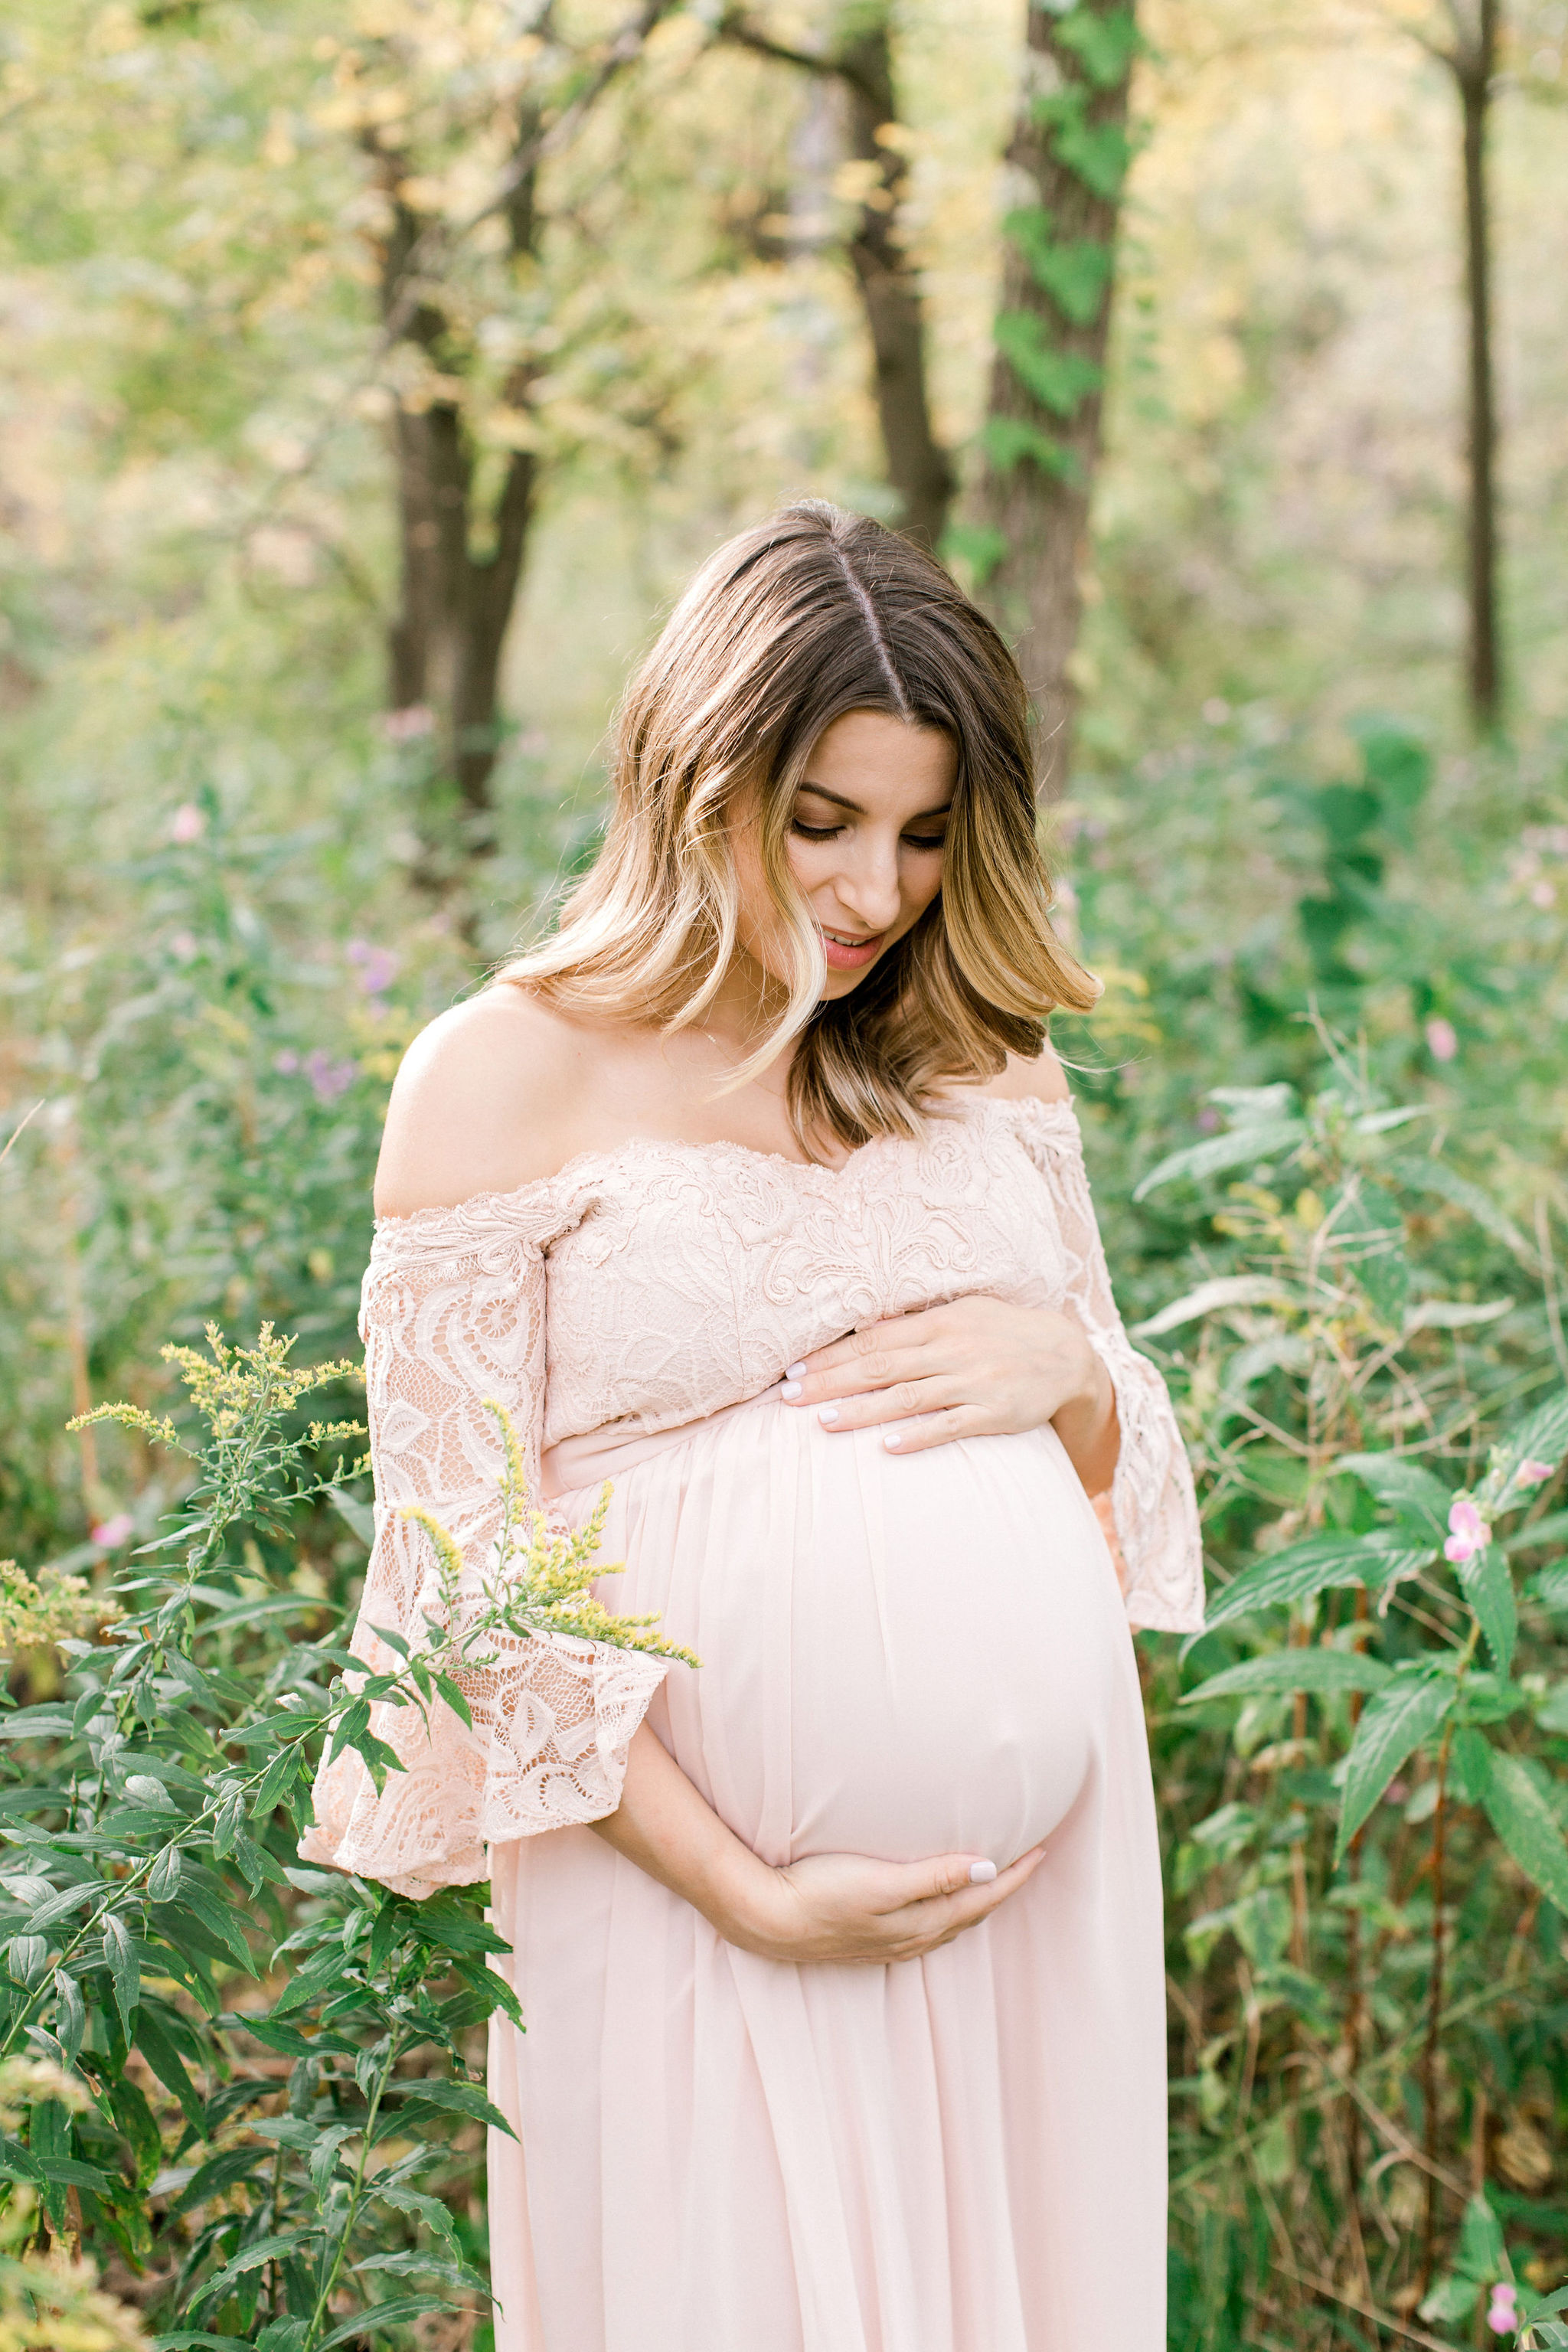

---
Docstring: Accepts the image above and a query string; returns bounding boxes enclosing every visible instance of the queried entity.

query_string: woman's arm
[591,1723,1047,1965]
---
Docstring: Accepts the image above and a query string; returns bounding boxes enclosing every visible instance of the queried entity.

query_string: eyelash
[791,821,946,851]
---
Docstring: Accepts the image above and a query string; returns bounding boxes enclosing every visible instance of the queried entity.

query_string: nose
[831,835,903,933]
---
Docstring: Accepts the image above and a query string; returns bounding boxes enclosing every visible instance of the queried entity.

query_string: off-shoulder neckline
[372,1090,1081,1234]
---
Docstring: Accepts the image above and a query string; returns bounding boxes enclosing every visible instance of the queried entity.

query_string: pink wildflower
[1487,2281,1517,2335]
[383,704,434,743]
[1444,1496,1491,1564]
[273,1049,300,1074]
[169,803,205,844]
[1517,1459,1554,1488]
[1530,879,1557,910]
[1426,1017,1459,1063]
[90,1512,134,1549]
[305,1049,356,1104]
[168,930,197,963]
[346,939,400,998]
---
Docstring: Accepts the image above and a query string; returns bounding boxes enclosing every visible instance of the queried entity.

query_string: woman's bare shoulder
[373,985,602,1218]
[968,1041,1073,1108]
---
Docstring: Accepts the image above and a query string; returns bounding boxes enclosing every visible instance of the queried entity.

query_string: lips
[819,926,885,972]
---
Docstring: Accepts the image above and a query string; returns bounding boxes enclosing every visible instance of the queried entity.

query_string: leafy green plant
[1138,1045,1568,2344]
[0,1328,683,2348]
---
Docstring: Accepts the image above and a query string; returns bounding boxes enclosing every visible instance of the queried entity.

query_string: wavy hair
[502,501,1099,1156]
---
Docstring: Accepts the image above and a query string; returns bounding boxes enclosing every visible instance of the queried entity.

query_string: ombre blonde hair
[502,501,1099,1156]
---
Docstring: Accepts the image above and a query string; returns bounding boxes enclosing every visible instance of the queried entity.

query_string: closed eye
[789,820,948,850]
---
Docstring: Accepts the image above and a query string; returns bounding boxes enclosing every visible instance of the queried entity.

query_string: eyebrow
[796,780,955,822]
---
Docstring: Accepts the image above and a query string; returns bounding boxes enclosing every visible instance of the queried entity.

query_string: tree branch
[717,8,883,109]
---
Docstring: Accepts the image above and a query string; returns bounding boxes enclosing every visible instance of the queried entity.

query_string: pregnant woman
[305,502,1203,2352]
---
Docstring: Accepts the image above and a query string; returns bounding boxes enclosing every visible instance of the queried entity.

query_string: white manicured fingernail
[786,1361,808,1380]
[969,1860,997,1885]
[818,1403,839,1425]
[781,1380,802,1400]
[883,1429,903,1449]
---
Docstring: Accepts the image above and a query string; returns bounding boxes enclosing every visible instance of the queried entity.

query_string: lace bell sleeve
[300,1189,670,1899]
[1014,1098,1205,1634]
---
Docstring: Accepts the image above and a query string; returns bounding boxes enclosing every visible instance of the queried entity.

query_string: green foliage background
[3,3,1568,2347]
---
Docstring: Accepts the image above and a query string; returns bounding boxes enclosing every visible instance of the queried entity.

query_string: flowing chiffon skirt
[485,1389,1168,2352]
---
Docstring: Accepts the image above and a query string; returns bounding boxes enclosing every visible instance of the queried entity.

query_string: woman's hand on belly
[780,1294,1120,1489]
[735,1843,1048,1965]
[591,1725,1047,1965]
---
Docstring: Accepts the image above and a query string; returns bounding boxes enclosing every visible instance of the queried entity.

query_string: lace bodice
[303,1093,1203,1896]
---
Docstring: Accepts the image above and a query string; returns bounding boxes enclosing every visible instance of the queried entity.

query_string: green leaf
[110,2074,163,2187]
[1470,1743,1568,1914]
[1452,1542,1517,1675]
[1054,4,1141,85]
[1507,1508,1568,1556]
[1181,1649,1390,1707]
[326,1485,376,1547]
[1330,1179,1408,1331]
[1132,1275,1296,1339]
[369,2180,460,2244]
[309,2122,358,2203]
[195,2227,325,2302]
[992,312,1103,419]
[217,2012,318,2057]
[101,1911,140,2037]
[1046,109,1132,198]
[256,2324,309,2352]
[31,2153,119,2191]
[433,1672,473,1732]
[1334,1452,1450,1539]
[1336,1667,1455,1860]
[0,1707,77,1741]
[152,2334,256,2350]
[315,2300,446,2350]
[1498,1391,1568,1500]
[382,2076,516,2138]
[355,2248,486,2290]
[1525,1560,1568,1609]
[167,1880,257,1974]
[248,1740,304,1819]
[1455,2189,1506,2282]
[168,2146,273,2217]
[1419,2275,1479,2325]
[52,1970,86,2071]
[1133,1118,1308,1201]
[149,1847,183,1902]
[939,522,1009,585]
[25,1880,103,1934]
[136,2003,206,2132]
[1001,209,1114,325]
[978,414,1078,481]
[1205,1532,1430,1631]
[1389,1155,1529,1260]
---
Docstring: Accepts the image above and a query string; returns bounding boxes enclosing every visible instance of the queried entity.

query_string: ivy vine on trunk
[971,0,1140,797]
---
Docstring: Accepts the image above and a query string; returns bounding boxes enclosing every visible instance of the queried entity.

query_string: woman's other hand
[729,1844,1048,1965]
[591,1724,1044,1965]
[780,1295,1119,1489]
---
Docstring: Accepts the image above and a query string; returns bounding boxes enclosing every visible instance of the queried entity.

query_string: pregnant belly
[562,1397,1129,1870]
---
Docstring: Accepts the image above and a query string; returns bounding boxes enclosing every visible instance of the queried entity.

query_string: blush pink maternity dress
[305,1093,1204,2352]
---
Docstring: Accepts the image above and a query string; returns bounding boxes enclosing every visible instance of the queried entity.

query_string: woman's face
[737,708,956,1001]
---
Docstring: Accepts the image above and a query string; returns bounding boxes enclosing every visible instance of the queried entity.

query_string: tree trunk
[724,5,953,550]
[977,0,1138,797]
[836,15,954,550]
[1455,0,1501,731]
[373,117,544,875]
